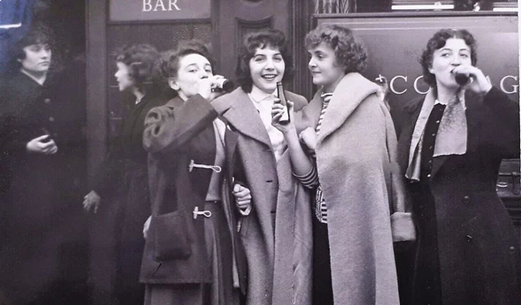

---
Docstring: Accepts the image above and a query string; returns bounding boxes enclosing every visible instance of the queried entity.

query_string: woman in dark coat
[139,40,247,305]
[397,28,521,304]
[82,44,165,305]
[0,27,87,305]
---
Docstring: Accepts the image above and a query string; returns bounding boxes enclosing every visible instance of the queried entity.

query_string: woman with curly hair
[291,24,410,304]
[82,44,166,305]
[212,29,312,305]
[397,28,521,304]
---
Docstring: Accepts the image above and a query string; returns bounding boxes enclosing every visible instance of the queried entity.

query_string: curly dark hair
[235,29,293,93]
[305,24,367,74]
[420,29,478,87]
[113,44,161,92]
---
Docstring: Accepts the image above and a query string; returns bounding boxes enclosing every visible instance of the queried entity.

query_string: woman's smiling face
[249,46,285,93]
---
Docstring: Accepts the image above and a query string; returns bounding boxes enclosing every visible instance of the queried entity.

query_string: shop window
[312,0,518,13]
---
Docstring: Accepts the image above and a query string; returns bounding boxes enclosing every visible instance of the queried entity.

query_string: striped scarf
[315,92,332,223]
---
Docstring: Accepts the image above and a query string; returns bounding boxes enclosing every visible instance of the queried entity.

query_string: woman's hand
[26,134,58,155]
[271,99,295,134]
[233,184,252,216]
[143,215,151,240]
[83,190,101,213]
[299,127,317,153]
[452,65,492,95]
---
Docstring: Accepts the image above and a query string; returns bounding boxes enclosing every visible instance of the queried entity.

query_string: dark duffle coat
[397,86,521,304]
[213,87,312,305]
[139,94,246,292]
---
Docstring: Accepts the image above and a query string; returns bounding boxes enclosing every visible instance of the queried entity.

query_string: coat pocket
[151,210,192,261]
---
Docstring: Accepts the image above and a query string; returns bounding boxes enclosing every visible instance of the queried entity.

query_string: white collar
[435,89,466,109]
[249,85,275,103]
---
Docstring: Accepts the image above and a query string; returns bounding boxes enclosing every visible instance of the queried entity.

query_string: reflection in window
[314,0,354,14]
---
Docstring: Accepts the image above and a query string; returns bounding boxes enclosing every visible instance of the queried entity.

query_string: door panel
[216,0,290,87]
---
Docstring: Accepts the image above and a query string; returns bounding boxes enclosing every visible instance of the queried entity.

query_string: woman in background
[82,44,165,305]
[397,28,521,305]
[213,29,312,305]
[0,26,87,305]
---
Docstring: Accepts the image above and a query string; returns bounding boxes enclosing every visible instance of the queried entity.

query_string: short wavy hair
[12,25,52,61]
[113,44,160,92]
[236,29,294,93]
[305,24,367,74]
[157,39,215,83]
[420,29,478,87]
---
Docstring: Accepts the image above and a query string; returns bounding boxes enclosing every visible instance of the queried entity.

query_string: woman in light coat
[290,24,410,305]
[213,29,312,305]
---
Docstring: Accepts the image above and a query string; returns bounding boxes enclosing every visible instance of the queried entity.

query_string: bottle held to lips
[452,69,473,87]
[276,82,290,124]
[213,78,234,92]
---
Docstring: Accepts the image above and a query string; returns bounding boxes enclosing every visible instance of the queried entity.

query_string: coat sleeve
[143,94,218,155]
[0,85,33,157]
[91,135,125,198]
[0,114,27,157]
[480,86,520,159]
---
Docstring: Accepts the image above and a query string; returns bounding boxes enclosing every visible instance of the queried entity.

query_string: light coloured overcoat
[295,73,404,305]
[213,87,312,305]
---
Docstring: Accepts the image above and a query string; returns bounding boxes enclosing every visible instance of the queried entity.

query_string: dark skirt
[412,183,442,305]
[114,160,151,305]
[144,201,239,305]
[312,216,334,305]
[0,154,88,305]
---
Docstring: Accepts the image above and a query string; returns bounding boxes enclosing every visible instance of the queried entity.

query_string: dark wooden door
[215,0,292,86]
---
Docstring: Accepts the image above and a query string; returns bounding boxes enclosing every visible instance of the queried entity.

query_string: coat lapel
[220,89,272,148]
[165,95,185,109]
[317,73,380,145]
[224,123,239,180]
[400,92,477,180]
[397,97,424,171]
[295,89,324,133]
[431,90,479,178]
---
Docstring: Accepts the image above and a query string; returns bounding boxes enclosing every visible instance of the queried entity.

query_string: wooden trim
[291,0,314,99]
[106,18,212,25]
[211,0,221,72]
[86,0,108,186]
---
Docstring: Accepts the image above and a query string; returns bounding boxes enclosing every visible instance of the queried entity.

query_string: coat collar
[399,90,481,180]
[213,88,272,147]
[164,95,185,109]
[317,73,380,145]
